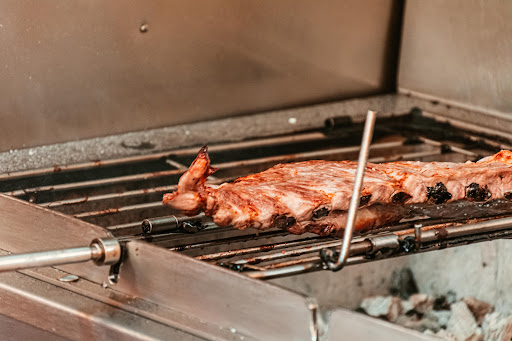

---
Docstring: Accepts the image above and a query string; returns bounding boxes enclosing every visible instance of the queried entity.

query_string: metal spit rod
[246,216,512,280]
[321,110,376,271]
[0,238,121,273]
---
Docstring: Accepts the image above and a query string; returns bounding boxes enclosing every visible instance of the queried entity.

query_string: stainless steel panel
[116,240,319,341]
[0,270,202,341]
[0,194,111,284]
[0,0,400,151]
[399,0,512,114]
[0,313,69,341]
[0,94,404,173]
[327,309,435,341]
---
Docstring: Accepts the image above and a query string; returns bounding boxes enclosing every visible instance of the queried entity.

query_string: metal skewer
[0,238,121,273]
[320,110,376,271]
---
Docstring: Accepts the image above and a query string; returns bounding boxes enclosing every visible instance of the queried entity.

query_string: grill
[2,98,512,340]
[2,108,512,281]
[2,2,512,340]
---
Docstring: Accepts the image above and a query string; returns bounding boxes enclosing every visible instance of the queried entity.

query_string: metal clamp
[142,214,205,234]
[320,110,376,271]
[365,234,400,257]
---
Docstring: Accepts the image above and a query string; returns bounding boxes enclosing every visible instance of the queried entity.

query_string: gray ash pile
[357,269,512,341]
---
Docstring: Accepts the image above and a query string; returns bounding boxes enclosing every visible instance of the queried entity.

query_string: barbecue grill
[1,1,512,340]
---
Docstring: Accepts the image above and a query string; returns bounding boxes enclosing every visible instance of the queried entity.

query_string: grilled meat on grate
[163,147,512,236]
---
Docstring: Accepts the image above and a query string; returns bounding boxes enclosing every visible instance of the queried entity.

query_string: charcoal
[360,296,402,322]
[462,297,494,325]
[390,268,419,299]
[433,295,451,311]
[481,312,512,341]
[426,310,452,328]
[447,301,480,341]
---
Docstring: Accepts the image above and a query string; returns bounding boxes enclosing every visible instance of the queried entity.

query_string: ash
[358,268,512,341]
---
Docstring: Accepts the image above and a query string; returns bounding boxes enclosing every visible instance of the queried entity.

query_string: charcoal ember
[447,301,481,341]
[390,268,419,299]
[360,296,402,322]
[409,293,434,314]
[426,310,452,328]
[395,314,441,333]
[462,297,494,325]
[433,295,451,311]
[481,312,512,341]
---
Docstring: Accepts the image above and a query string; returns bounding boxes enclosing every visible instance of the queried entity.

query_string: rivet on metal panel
[139,23,149,33]
[59,274,79,283]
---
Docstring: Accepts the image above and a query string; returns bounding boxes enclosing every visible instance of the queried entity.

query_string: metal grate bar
[0,131,328,181]
[235,215,512,279]
[4,140,410,199]
[193,235,331,261]
[6,168,184,197]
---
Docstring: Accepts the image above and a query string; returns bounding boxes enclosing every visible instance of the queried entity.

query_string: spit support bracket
[320,110,377,272]
[0,238,123,284]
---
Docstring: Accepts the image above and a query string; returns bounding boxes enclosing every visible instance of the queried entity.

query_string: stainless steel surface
[399,0,512,115]
[0,95,400,173]
[323,110,376,271]
[116,241,319,341]
[0,269,205,341]
[0,0,401,152]
[327,309,436,341]
[0,195,112,284]
[0,313,70,341]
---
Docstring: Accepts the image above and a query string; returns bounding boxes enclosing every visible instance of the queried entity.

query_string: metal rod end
[90,238,121,266]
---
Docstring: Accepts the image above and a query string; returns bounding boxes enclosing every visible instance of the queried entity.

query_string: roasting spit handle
[0,238,121,273]
[321,110,376,272]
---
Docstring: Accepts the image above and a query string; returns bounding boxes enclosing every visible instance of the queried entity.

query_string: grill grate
[1,110,510,279]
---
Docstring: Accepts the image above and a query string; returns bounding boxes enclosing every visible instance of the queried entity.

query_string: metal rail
[242,216,512,280]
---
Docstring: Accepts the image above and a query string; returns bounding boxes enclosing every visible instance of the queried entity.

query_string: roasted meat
[163,147,512,236]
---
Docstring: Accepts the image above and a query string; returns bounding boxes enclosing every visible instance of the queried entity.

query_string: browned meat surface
[163,147,512,236]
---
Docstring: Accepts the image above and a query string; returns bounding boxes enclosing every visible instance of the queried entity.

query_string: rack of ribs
[163,146,512,236]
